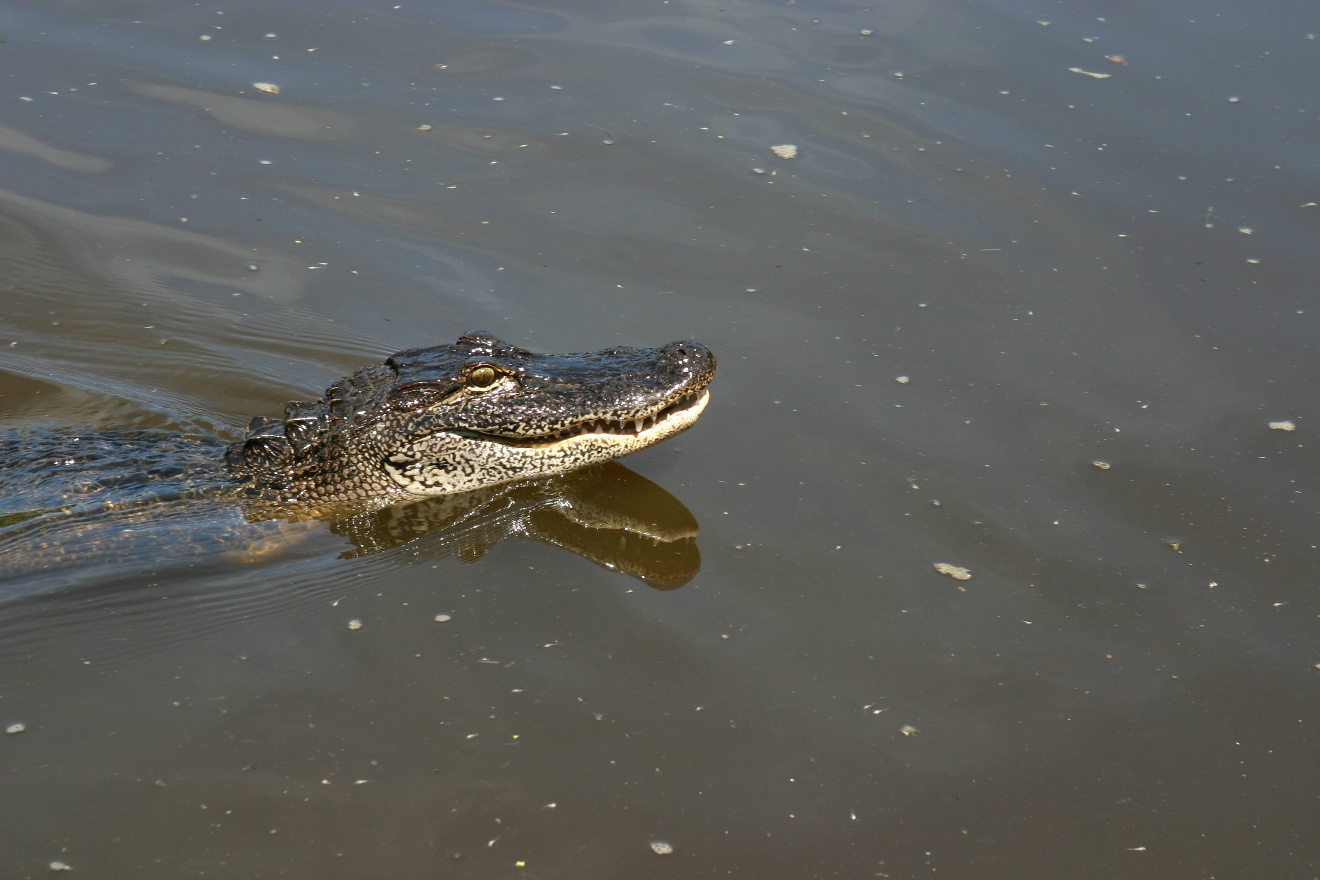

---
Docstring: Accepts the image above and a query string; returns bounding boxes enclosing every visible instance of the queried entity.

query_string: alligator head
[225,331,716,506]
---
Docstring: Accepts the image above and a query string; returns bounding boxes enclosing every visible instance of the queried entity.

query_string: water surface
[1,1,1317,877]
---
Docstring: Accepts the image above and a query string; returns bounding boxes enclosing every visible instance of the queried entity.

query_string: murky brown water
[2,1,1317,877]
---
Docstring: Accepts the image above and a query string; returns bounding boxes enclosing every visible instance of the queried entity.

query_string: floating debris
[1268,420,1296,432]
[49,862,72,872]
[895,375,910,384]
[934,563,971,581]
[770,144,798,159]
[347,619,363,631]
[650,841,674,856]
[6,722,26,734]
[1104,55,1128,66]
[418,124,433,132]
[1092,460,1112,470]
[434,614,452,623]
[1068,67,1112,79]
[252,82,280,95]
[899,724,919,736]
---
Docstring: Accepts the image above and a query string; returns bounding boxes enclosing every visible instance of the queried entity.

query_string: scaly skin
[225,331,716,506]
[0,334,715,586]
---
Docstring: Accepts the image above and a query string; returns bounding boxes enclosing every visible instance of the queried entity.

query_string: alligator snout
[662,340,717,382]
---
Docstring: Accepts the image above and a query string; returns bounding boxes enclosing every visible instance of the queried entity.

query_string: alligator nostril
[665,340,712,364]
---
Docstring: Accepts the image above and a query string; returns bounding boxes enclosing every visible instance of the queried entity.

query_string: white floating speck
[434,614,452,623]
[1092,460,1111,470]
[252,82,280,95]
[770,144,797,159]
[1069,67,1112,79]
[1227,96,1241,103]
[1268,420,1295,432]
[899,724,919,736]
[348,619,363,630]
[895,375,910,384]
[417,124,433,131]
[722,39,737,45]
[1238,227,1253,234]
[1245,258,1261,264]
[199,35,212,41]
[6,722,26,734]
[934,563,971,580]
[859,29,874,37]
[492,96,506,102]
[49,862,72,872]
[650,841,674,856]
[264,33,279,40]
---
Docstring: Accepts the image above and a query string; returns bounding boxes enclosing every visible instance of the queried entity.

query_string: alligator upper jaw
[470,389,710,449]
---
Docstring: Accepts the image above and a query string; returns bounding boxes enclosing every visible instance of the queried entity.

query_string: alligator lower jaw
[481,390,710,450]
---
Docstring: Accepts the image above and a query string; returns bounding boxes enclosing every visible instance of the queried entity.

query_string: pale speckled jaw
[384,389,709,496]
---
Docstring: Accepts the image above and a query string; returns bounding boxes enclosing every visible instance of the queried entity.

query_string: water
[2,1,1317,877]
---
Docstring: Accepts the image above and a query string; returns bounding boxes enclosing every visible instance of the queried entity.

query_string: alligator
[0,331,716,588]
[224,330,715,505]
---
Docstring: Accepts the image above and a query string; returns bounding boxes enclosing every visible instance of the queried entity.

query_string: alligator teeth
[513,393,705,445]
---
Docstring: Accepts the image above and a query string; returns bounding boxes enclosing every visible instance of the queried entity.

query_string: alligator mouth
[485,389,711,448]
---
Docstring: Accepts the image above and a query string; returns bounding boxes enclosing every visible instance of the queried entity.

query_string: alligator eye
[466,365,499,389]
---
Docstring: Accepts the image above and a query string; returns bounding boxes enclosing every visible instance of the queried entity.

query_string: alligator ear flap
[388,379,460,411]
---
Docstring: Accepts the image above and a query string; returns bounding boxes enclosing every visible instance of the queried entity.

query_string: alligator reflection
[329,462,700,589]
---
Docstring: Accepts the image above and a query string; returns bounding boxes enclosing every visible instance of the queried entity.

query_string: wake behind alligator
[0,332,716,591]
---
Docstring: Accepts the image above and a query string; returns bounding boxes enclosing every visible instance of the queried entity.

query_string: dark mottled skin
[0,333,715,587]
[3,332,714,514]
[226,331,715,505]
